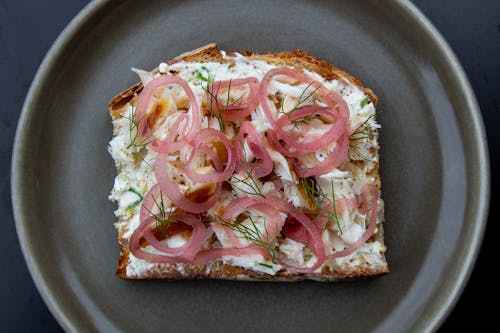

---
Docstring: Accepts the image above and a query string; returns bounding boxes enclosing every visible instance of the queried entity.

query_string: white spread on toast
[109,51,386,277]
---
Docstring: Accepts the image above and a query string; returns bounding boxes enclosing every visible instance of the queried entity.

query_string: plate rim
[11,0,490,332]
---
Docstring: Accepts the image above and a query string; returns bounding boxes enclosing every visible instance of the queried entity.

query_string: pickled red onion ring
[294,134,349,177]
[206,77,260,121]
[260,67,349,140]
[259,67,350,176]
[235,121,273,178]
[326,184,379,259]
[143,214,207,260]
[272,105,347,154]
[135,75,201,153]
[183,128,236,183]
[154,154,221,214]
[129,213,211,263]
[278,212,326,273]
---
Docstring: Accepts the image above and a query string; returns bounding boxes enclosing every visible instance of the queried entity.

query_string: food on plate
[108,43,388,280]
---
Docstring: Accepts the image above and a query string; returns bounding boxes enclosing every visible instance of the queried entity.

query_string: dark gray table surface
[1,0,497,332]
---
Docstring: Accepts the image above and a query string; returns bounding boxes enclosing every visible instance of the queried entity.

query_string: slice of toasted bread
[109,43,388,281]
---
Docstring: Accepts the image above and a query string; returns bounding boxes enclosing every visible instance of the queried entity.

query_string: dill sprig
[226,140,265,197]
[348,113,378,161]
[360,95,371,108]
[124,107,154,150]
[197,67,247,132]
[219,215,278,264]
[300,177,343,234]
[349,143,372,161]
[278,82,320,130]
[144,191,176,237]
[125,187,143,211]
[195,66,212,83]
[349,114,377,141]
[226,169,265,198]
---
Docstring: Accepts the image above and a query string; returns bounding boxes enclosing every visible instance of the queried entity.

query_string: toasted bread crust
[110,43,388,281]
[109,44,377,116]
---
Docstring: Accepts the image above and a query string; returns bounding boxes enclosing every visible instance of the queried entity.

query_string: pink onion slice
[154,154,221,214]
[259,68,349,152]
[143,213,208,261]
[183,128,236,183]
[129,212,210,263]
[278,212,326,273]
[135,75,201,153]
[206,77,260,121]
[272,105,347,154]
[326,184,379,260]
[235,121,273,178]
[293,133,349,177]
[259,67,350,176]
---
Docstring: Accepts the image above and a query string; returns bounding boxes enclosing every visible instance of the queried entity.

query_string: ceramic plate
[12,0,489,332]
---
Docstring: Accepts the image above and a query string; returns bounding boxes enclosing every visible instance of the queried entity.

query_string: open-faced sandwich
[108,43,388,281]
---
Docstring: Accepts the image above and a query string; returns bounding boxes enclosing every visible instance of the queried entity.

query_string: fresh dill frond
[226,170,265,198]
[360,95,371,108]
[349,114,377,142]
[226,140,265,197]
[144,191,176,237]
[198,68,249,132]
[300,177,343,234]
[219,215,278,264]
[125,187,144,211]
[124,107,154,149]
[195,66,213,83]
[258,263,274,269]
[348,143,372,161]
[278,82,320,130]
[203,80,225,131]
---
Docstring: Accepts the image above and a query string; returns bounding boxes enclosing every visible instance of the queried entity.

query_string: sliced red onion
[235,121,273,178]
[129,213,211,263]
[326,184,379,259]
[206,77,260,121]
[259,67,350,176]
[154,154,221,214]
[183,128,236,183]
[135,75,201,153]
[278,212,326,273]
[294,134,349,177]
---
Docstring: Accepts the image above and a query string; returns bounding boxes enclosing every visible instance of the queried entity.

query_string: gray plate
[12,0,489,332]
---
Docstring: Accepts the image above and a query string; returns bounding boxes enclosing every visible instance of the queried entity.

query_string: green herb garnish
[300,177,343,234]
[349,114,377,141]
[124,107,154,150]
[279,82,320,130]
[226,140,265,197]
[125,187,144,211]
[144,191,176,237]
[226,170,265,198]
[195,66,213,83]
[220,215,277,264]
[348,113,378,161]
[360,95,371,108]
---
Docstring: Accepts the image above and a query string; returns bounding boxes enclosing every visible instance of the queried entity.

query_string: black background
[1,0,497,332]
